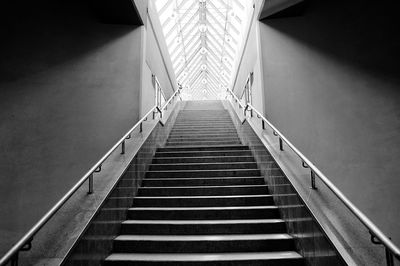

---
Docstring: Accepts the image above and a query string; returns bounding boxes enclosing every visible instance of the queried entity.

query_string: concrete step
[154,150,253,158]
[127,206,281,220]
[91,104,306,266]
[174,119,234,123]
[148,162,258,171]
[104,193,299,208]
[104,252,304,266]
[168,133,239,138]
[157,145,248,152]
[166,140,242,146]
[120,219,286,235]
[170,129,237,134]
[168,132,238,136]
[112,234,295,253]
[151,156,255,164]
[171,125,236,130]
[171,126,236,130]
[137,185,269,196]
[145,169,261,178]
[173,122,235,126]
[172,120,233,123]
[132,195,274,207]
[166,136,240,142]
[142,176,265,187]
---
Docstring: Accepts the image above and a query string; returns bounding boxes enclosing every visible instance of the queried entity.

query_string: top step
[183,100,226,110]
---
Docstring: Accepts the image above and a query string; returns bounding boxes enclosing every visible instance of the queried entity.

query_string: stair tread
[129,206,279,211]
[96,106,304,265]
[149,162,256,166]
[139,185,268,189]
[143,176,264,181]
[106,251,303,261]
[153,156,254,160]
[158,145,246,148]
[135,195,272,199]
[155,150,251,154]
[115,234,293,241]
[145,169,262,173]
[122,219,285,225]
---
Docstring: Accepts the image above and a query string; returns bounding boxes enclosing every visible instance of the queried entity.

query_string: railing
[226,88,400,266]
[0,89,181,266]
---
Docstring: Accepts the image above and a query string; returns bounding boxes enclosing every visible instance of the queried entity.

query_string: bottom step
[105,252,304,266]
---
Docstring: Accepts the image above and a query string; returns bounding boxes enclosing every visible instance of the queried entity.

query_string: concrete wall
[232,1,265,112]
[146,0,178,97]
[0,0,142,255]
[140,0,178,115]
[259,0,400,245]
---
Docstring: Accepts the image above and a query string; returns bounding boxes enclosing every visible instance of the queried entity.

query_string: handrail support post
[310,171,317,190]
[386,247,395,266]
[11,252,18,266]
[88,174,94,194]
[121,140,125,154]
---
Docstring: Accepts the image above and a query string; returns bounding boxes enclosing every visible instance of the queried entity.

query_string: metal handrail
[226,88,246,110]
[226,89,400,265]
[161,89,181,111]
[0,89,181,266]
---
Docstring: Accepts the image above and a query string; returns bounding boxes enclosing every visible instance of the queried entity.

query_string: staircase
[104,101,304,265]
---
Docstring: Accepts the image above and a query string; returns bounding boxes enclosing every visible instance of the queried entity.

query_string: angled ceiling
[154,0,251,100]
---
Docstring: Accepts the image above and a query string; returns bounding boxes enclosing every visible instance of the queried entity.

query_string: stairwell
[104,101,304,265]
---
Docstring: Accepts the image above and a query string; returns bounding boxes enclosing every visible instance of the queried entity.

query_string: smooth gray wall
[0,0,142,255]
[259,0,400,245]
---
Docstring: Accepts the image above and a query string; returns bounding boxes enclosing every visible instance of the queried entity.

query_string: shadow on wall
[0,0,142,257]
[257,0,400,249]
[0,0,137,83]
[261,0,400,85]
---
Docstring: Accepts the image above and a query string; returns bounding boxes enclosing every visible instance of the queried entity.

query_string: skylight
[154,0,252,100]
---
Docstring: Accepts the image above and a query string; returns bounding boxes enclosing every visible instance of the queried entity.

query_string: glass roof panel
[154,0,252,100]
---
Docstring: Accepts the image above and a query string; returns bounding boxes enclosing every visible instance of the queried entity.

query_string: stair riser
[171,126,236,130]
[166,141,242,146]
[148,163,258,171]
[113,239,295,253]
[157,146,248,152]
[167,135,239,140]
[170,130,237,134]
[167,138,240,143]
[151,156,255,164]
[120,222,286,235]
[168,133,238,137]
[142,177,264,187]
[133,196,273,207]
[154,151,253,157]
[173,123,235,127]
[104,259,304,266]
[137,186,269,196]
[127,209,280,220]
[174,120,233,123]
[145,169,261,178]
[100,104,306,266]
